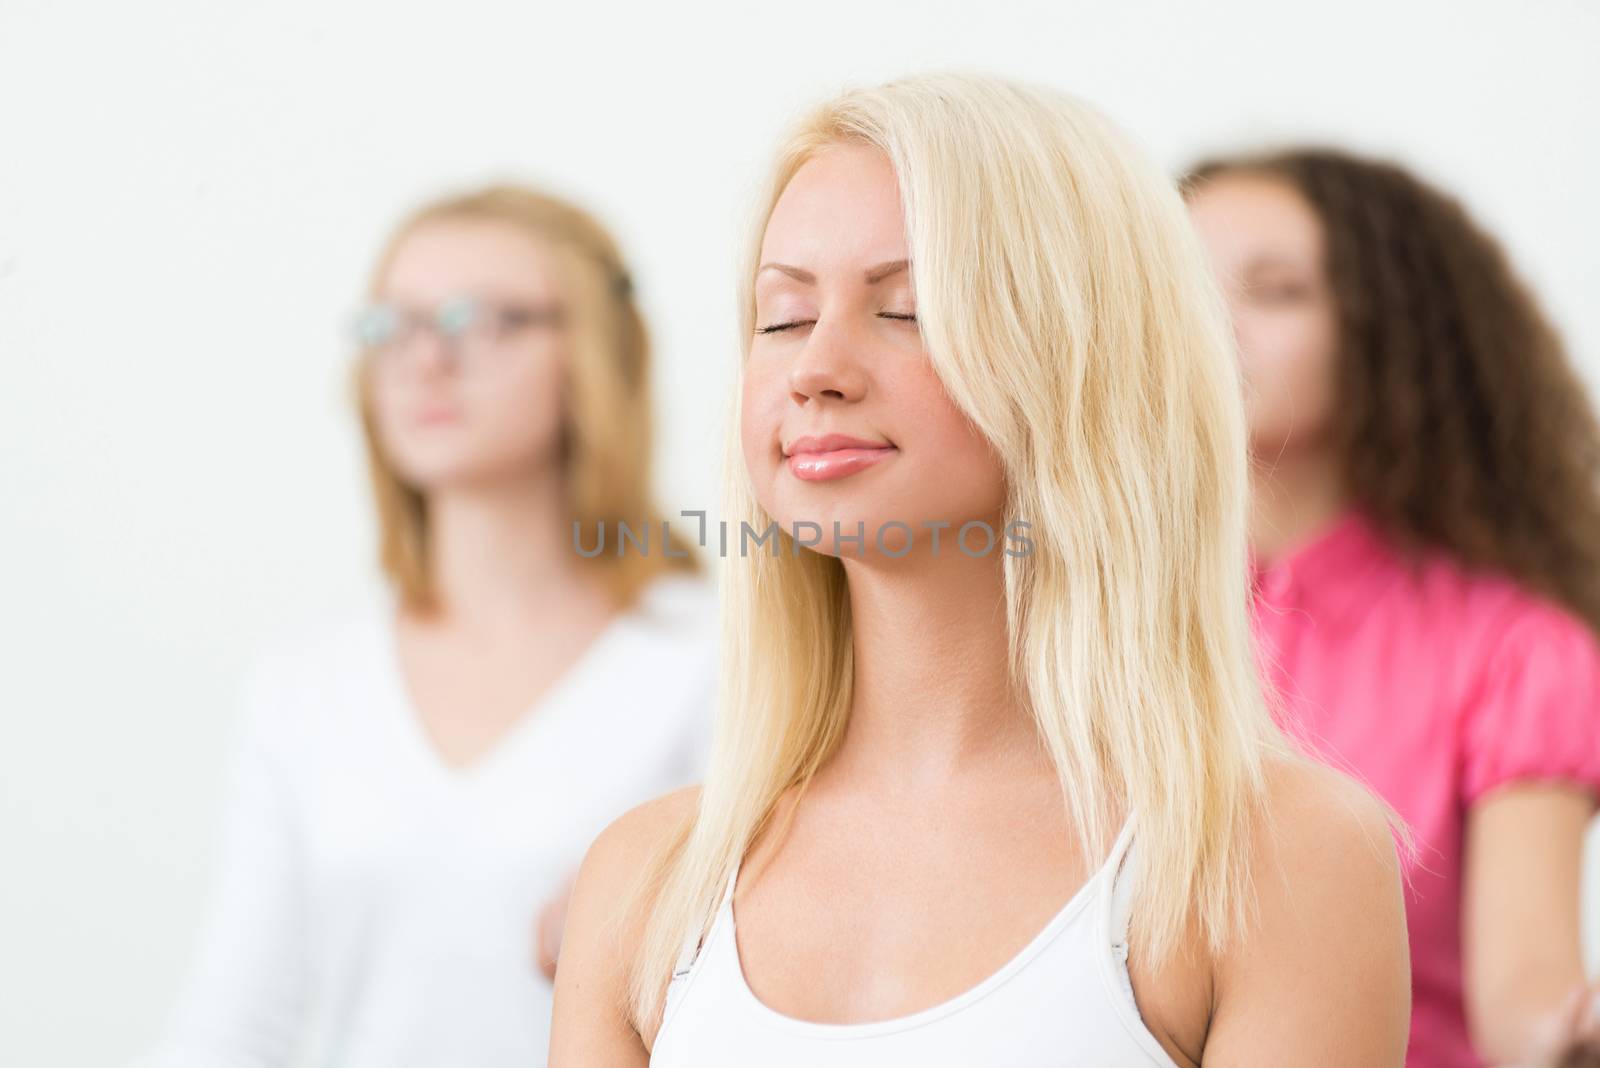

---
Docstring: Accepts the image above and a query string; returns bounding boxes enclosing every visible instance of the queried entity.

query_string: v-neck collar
[373,590,640,787]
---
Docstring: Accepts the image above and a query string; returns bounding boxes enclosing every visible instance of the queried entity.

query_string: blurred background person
[1184,148,1600,1068]
[129,184,717,1068]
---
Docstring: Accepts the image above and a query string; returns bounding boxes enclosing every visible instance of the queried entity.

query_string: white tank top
[649,812,1182,1066]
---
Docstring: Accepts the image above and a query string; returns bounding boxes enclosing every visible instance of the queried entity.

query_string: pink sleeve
[1459,594,1600,807]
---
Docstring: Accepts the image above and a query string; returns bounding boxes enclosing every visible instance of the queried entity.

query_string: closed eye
[756,320,812,335]
[757,312,917,335]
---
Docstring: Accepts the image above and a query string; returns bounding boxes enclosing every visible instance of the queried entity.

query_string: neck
[1249,443,1350,565]
[828,537,1039,791]
[422,466,598,627]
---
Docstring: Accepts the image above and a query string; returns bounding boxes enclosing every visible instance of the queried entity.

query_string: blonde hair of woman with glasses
[131,185,718,1068]
[548,73,1412,1067]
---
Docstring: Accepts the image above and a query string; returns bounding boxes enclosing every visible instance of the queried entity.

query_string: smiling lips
[784,433,898,482]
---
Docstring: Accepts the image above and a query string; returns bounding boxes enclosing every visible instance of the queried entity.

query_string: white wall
[1,0,1596,1062]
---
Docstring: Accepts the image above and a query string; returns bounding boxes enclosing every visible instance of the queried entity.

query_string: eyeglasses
[351,295,564,370]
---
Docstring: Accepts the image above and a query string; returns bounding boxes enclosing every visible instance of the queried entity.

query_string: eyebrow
[756,259,910,285]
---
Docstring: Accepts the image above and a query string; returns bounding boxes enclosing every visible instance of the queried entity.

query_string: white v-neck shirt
[131,573,718,1068]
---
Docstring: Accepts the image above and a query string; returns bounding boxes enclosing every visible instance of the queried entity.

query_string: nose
[787,319,867,407]
[401,326,457,377]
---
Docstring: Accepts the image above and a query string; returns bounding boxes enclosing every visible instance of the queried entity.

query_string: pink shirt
[1250,508,1600,1068]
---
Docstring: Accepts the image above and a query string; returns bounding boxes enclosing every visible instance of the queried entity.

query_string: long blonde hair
[352,184,699,612]
[630,72,1297,1026]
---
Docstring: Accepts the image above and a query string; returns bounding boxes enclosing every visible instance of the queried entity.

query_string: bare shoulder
[1250,754,1407,916]
[566,784,703,960]
[548,786,702,1068]
[1200,755,1411,1066]
[581,784,703,891]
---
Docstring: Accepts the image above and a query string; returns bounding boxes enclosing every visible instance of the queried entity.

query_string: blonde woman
[133,186,716,1068]
[549,74,1411,1067]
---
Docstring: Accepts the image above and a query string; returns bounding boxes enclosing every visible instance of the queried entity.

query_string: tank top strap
[669,860,739,980]
[1102,806,1146,1027]
[660,861,739,1036]
[1106,808,1141,944]
[670,932,700,980]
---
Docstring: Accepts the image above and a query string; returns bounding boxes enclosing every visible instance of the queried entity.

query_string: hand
[534,871,578,981]
[1542,982,1600,1068]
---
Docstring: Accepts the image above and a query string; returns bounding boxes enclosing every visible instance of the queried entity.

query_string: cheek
[470,347,567,451]
[895,368,1006,520]
[738,362,787,501]
[366,368,422,456]
[362,380,429,488]
[1235,306,1339,439]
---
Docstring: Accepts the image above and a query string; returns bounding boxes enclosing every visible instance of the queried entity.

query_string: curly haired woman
[1185,148,1600,1068]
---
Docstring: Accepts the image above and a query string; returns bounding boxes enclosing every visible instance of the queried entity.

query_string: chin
[757,503,931,562]
[388,453,502,492]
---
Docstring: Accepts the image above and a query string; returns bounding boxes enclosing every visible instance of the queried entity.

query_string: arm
[1463,783,1597,1064]
[1200,760,1412,1066]
[1456,598,1600,1064]
[128,662,308,1068]
[548,786,699,1068]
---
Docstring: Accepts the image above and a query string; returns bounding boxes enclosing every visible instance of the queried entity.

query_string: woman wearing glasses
[133,186,717,1068]
[549,74,1411,1067]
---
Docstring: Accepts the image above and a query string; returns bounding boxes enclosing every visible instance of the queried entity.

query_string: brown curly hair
[1181,147,1600,633]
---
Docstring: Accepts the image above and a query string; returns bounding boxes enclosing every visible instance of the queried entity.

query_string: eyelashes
[756,312,918,335]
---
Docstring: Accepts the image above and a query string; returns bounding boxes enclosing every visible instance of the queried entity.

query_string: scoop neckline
[721,813,1138,1039]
